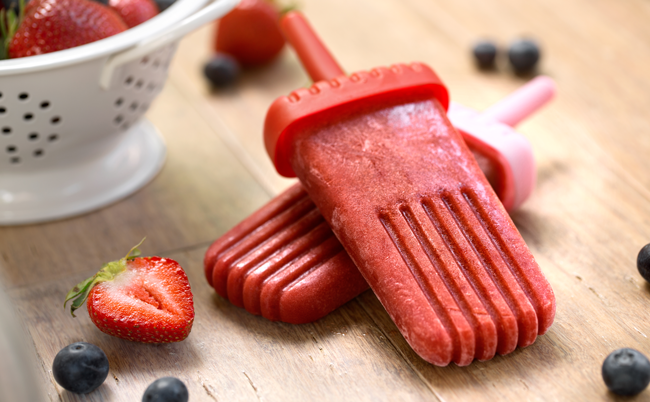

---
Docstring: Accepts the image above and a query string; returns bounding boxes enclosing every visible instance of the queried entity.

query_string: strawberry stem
[125,237,145,260]
[64,238,146,317]
[265,0,298,17]
[278,3,297,15]
[0,0,25,60]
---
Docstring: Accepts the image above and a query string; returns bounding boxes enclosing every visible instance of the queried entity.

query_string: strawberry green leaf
[0,10,8,60]
[64,277,94,308]
[0,0,25,59]
[64,262,128,317]
[64,239,147,317]
[69,282,95,316]
[278,4,297,15]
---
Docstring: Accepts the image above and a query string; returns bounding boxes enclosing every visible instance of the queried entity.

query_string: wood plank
[9,247,436,402]
[3,0,650,400]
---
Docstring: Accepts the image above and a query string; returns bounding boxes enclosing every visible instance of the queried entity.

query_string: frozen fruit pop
[208,11,555,367]
[272,11,554,366]
[204,77,555,326]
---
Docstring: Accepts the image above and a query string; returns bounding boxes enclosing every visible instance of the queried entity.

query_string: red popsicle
[266,12,554,366]
[206,12,555,366]
[204,77,554,328]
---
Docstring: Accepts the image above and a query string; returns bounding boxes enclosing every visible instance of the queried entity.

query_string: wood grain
[9,248,435,401]
[3,0,650,400]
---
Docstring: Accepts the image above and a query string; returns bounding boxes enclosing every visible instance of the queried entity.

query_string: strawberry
[8,0,127,59]
[108,0,159,29]
[214,0,286,67]
[65,241,194,344]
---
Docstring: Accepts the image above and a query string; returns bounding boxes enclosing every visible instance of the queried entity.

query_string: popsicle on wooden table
[206,12,556,364]
[265,11,554,366]
[204,75,555,326]
[205,12,555,366]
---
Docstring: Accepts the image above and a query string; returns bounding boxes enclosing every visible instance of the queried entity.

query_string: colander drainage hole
[135,80,144,90]
[129,102,139,111]
[0,92,3,99]
[48,134,58,142]
[10,157,20,164]
[24,113,34,121]
[33,149,43,157]
[114,115,124,125]
[18,93,29,101]
[6,145,16,153]
[0,107,6,114]
[147,83,156,92]
[40,101,50,109]
[2,127,11,134]
[140,57,150,66]
[51,116,61,125]
[29,133,39,141]
[153,60,160,69]
[115,98,124,108]
[125,76,134,86]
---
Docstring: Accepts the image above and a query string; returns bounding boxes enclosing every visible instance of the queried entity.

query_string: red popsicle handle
[280,11,345,82]
[268,11,449,178]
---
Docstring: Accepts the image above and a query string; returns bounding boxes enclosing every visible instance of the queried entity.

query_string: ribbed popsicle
[205,12,555,366]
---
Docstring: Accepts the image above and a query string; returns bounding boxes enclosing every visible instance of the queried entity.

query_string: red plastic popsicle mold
[208,11,555,367]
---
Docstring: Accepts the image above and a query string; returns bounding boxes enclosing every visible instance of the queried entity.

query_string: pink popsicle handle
[480,75,556,127]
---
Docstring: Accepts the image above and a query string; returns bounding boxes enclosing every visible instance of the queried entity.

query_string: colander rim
[0,0,210,76]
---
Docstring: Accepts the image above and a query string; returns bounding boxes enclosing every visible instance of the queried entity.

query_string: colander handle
[99,0,240,89]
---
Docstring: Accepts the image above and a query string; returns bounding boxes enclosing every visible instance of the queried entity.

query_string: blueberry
[602,348,650,396]
[203,54,240,88]
[52,342,109,394]
[508,39,540,74]
[154,0,175,12]
[637,243,650,282]
[472,40,498,69]
[142,377,189,402]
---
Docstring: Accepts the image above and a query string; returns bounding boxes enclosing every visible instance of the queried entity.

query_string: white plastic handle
[100,0,240,89]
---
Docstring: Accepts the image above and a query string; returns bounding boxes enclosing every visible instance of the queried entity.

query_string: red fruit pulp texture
[86,256,194,343]
[284,97,555,366]
[8,0,127,58]
[109,0,159,28]
[215,0,285,67]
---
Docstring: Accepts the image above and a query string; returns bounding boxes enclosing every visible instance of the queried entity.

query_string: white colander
[0,0,239,225]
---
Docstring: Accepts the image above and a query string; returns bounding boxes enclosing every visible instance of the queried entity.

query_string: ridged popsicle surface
[204,184,368,324]
[287,97,555,366]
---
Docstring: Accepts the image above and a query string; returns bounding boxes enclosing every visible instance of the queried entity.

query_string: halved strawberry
[8,0,127,58]
[65,241,194,344]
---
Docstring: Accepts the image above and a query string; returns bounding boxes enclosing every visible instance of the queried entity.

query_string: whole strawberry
[8,0,127,58]
[65,240,194,344]
[214,0,285,67]
[109,0,159,28]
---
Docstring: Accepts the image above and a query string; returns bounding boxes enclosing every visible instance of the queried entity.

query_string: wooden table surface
[3,0,650,400]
